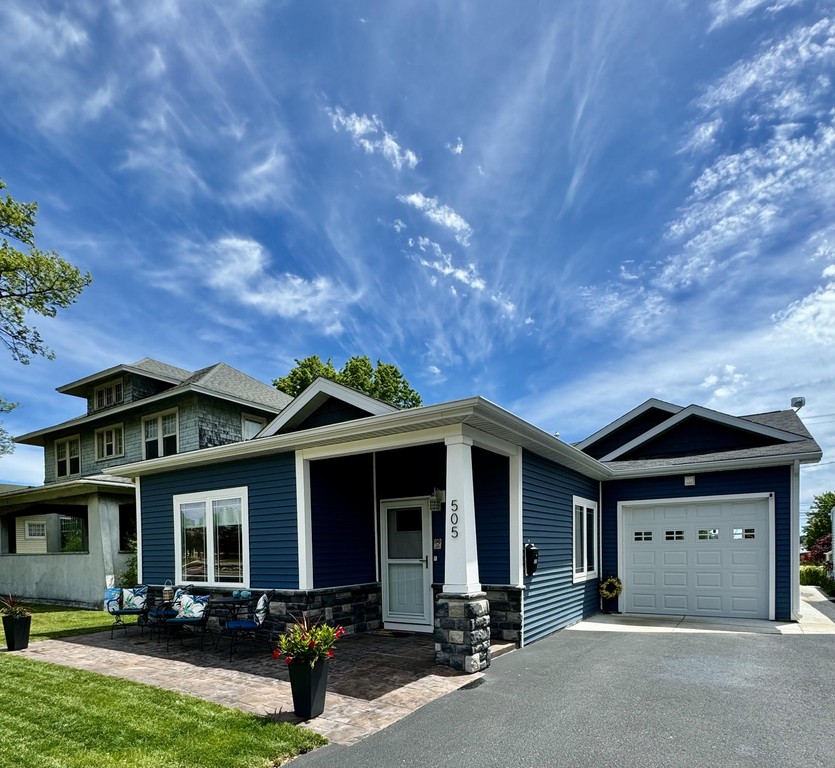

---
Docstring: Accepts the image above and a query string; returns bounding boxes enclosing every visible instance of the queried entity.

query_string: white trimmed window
[142,410,178,459]
[241,414,266,441]
[25,520,46,539]
[55,436,81,478]
[94,379,123,410]
[173,487,249,587]
[572,495,598,583]
[95,424,124,461]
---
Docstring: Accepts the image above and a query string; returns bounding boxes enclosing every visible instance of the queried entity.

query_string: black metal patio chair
[216,590,275,659]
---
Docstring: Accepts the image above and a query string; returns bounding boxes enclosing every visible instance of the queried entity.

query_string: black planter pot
[2,614,32,651]
[288,658,329,719]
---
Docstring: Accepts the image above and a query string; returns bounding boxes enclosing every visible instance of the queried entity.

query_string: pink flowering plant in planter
[273,616,345,667]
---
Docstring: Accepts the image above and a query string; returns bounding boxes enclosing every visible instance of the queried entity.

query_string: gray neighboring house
[0,358,291,607]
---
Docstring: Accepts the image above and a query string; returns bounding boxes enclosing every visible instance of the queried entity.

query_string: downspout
[791,460,801,621]
[598,479,603,613]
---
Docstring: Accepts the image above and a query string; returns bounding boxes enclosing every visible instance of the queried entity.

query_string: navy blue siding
[602,466,793,619]
[376,444,447,583]
[583,407,678,459]
[621,417,777,460]
[293,398,373,431]
[473,447,510,584]
[522,450,600,644]
[310,454,376,588]
[140,452,298,589]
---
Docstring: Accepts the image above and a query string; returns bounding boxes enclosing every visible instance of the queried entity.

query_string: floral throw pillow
[255,593,269,625]
[122,586,147,611]
[104,587,122,613]
[177,594,209,619]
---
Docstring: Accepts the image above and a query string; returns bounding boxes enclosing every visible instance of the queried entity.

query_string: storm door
[380,498,433,632]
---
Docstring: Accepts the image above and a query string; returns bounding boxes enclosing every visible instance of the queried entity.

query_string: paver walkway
[14,629,483,745]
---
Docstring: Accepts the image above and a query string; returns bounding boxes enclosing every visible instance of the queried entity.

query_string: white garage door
[621,496,771,619]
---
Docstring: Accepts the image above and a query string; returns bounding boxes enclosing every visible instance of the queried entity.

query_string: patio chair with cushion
[219,590,275,659]
[146,585,191,641]
[104,585,149,638]
[162,593,212,651]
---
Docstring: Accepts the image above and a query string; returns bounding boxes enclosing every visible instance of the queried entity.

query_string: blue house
[108,381,821,672]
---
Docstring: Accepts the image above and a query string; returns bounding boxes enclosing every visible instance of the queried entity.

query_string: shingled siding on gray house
[602,465,793,620]
[522,449,599,644]
[139,452,298,588]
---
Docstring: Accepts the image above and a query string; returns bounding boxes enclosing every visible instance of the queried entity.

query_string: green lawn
[20,602,129,642]
[0,655,326,768]
[0,606,327,766]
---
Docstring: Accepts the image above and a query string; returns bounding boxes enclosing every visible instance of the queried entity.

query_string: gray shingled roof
[16,359,291,444]
[604,408,821,472]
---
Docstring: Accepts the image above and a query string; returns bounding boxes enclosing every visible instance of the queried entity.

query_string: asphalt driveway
[297,614,835,767]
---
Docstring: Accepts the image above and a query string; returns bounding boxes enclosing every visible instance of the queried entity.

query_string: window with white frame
[572,496,598,582]
[143,410,178,459]
[55,436,81,478]
[241,414,267,440]
[25,520,46,539]
[173,487,249,586]
[95,424,124,461]
[94,379,123,410]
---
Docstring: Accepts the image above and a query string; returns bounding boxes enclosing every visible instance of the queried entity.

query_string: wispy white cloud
[231,143,292,209]
[397,192,473,246]
[700,364,749,398]
[178,236,351,334]
[326,106,418,170]
[446,137,464,155]
[709,0,803,31]
[412,237,486,291]
[771,264,835,344]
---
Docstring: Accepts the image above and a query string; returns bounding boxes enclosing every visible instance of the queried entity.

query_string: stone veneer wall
[434,592,490,673]
[482,584,523,645]
[263,582,382,635]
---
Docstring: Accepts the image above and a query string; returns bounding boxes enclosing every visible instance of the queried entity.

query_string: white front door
[380,498,433,632]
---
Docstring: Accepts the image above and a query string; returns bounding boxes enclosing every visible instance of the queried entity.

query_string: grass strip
[0,655,326,768]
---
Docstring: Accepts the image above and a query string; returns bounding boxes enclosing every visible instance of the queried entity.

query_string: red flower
[272,649,279,660]
[285,656,293,664]
[308,639,315,648]
[327,649,334,658]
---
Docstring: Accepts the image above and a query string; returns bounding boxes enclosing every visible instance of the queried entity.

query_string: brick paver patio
[14,628,485,745]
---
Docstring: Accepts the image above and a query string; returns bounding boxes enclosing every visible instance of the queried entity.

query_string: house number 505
[450,500,459,538]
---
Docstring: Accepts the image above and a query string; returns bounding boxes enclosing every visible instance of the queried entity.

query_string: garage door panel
[695,596,723,611]
[662,551,687,566]
[696,572,722,587]
[631,551,655,566]
[632,572,655,586]
[622,498,769,620]
[696,551,721,566]
[632,593,657,609]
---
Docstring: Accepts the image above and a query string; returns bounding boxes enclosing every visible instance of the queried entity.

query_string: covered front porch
[295,427,525,672]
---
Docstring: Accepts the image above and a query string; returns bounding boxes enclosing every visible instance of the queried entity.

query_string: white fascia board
[0,478,135,508]
[607,451,823,479]
[261,377,398,437]
[575,398,682,451]
[56,364,184,396]
[600,404,808,462]
[106,395,611,480]
[16,384,281,445]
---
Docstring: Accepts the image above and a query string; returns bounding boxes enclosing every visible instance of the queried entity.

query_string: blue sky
[0,0,833,520]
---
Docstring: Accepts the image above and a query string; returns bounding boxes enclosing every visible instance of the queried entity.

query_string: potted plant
[1,594,32,651]
[599,576,623,613]
[274,616,344,719]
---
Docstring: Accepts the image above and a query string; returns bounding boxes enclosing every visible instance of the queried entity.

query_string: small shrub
[800,565,830,587]
[808,534,832,566]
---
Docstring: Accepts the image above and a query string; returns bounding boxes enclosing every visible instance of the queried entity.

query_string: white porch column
[295,451,314,590]
[443,435,480,593]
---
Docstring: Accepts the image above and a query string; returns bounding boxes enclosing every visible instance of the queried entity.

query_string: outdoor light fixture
[429,488,446,512]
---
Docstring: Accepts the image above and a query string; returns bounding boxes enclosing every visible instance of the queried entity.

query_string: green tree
[802,491,835,550]
[0,178,92,455]
[274,355,422,408]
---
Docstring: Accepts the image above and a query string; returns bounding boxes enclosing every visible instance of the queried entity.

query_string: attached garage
[619,494,772,620]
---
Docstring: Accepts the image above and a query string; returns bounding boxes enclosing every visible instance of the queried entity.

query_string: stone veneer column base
[434,592,490,673]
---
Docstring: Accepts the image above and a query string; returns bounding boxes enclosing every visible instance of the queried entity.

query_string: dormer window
[94,379,123,410]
